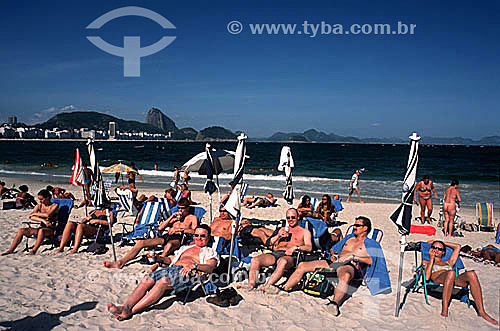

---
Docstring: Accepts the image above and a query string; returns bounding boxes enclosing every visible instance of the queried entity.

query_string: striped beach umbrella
[392,132,420,317]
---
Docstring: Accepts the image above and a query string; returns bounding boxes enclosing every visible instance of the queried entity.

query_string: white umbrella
[181,149,235,175]
[226,133,248,280]
[391,132,420,317]
[278,146,294,205]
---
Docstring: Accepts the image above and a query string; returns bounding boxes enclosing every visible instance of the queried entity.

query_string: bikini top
[432,263,452,273]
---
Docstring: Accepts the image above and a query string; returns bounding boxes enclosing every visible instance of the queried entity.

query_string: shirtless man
[210,206,233,240]
[248,208,312,292]
[242,193,275,209]
[107,225,218,321]
[443,179,461,237]
[238,219,275,246]
[282,216,374,316]
[104,198,198,269]
[2,189,58,255]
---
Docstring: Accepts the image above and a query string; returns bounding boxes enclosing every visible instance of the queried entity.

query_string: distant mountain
[196,126,237,140]
[266,129,500,145]
[176,127,198,140]
[145,107,177,133]
[37,111,164,133]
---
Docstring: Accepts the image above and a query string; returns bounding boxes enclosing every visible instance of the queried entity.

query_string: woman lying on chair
[2,189,58,255]
[54,207,115,255]
[425,240,498,325]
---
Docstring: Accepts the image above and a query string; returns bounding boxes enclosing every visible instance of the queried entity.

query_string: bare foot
[479,312,498,326]
[107,303,122,315]
[50,249,63,256]
[441,310,448,317]
[114,305,132,321]
[1,251,13,256]
[28,250,36,255]
[66,251,77,256]
[104,260,124,269]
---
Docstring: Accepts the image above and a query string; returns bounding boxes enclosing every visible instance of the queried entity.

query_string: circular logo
[227,21,243,34]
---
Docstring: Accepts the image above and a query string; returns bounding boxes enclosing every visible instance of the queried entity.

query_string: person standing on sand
[127,162,137,189]
[347,170,364,203]
[443,179,461,237]
[414,175,439,224]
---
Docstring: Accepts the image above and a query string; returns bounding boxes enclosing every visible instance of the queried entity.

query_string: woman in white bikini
[425,240,497,325]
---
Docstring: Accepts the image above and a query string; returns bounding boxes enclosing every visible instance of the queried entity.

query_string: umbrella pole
[82,186,88,216]
[227,213,239,284]
[395,235,406,317]
[209,194,213,224]
[106,208,117,262]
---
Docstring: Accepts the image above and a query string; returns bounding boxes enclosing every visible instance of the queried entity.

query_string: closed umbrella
[391,132,420,317]
[87,139,116,262]
[278,146,295,205]
[204,144,218,222]
[226,133,248,280]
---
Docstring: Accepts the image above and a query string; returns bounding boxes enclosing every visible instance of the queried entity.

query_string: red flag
[69,148,84,186]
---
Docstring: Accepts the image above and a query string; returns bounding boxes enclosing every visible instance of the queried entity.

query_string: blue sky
[0,0,499,138]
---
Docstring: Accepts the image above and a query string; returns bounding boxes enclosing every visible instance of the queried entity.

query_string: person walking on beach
[127,162,138,189]
[171,166,180,189]
[347,170,364,203]
[414,175,438,224]
[443,179,461,237]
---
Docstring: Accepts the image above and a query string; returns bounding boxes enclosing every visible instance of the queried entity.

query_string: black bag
[302,269,334,299]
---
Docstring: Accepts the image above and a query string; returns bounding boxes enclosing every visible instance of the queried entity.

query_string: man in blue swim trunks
[107,224,218,321]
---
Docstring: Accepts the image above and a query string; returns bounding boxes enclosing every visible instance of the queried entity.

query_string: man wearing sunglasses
[209,207,234,240]
[108,224,219,321]
[248,208,312,292]
[282,216,390,316]
[104,197,197,269]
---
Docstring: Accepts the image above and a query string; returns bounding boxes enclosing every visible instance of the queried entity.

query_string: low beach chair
[24,198,74,251]
[409,241,470,306]
[157,197,176,219]
[120,201,163,245]
[115,187,137,217]
[476,202,495,231]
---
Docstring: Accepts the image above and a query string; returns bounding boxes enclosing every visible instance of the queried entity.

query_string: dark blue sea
[0,141,498,206]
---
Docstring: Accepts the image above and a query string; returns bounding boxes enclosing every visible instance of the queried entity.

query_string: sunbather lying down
[238,219,275,246]
[461,245,500,265]
[242,193,275,209]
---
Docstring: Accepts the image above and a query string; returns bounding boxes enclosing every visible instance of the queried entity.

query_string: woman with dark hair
[15,185,36,209]
[315,194,336,224]
[414,175,438,224]
[297,195,313,217]
[424,240,497,325]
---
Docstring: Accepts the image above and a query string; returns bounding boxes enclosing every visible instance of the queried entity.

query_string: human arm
[444,242,461,267]
[286,229,313,255]
[266,227,287,248]
[456,190,461,203]
[181,257,218,277]
[431,182,438,199]
[158,212,182,231]
[414,182,420,202]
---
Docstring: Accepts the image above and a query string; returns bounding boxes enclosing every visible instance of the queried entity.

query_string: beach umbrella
[86,139,117,262]
[181,149,235,175]
[278,146,295,205]
[203,144,218,222]
[226,133,248,280]
[391,132,420,317]
[102,163,138,174]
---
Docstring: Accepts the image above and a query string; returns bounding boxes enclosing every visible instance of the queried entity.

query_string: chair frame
[476,202,495,231]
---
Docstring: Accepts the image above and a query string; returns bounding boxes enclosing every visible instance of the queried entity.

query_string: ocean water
[0,141,498,206]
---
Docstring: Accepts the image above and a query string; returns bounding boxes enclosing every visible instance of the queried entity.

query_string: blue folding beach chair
[411,242,470,306]
[120,201,163,244]
[115,187,137,217]
[157,197,176,219]
[24,198,74,251]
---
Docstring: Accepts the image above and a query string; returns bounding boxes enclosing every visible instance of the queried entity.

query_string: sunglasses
[431,246,445,252]
[194,234,208,238]
[219,210,228,213]
[353,224,365,228]
[286,216,297,219]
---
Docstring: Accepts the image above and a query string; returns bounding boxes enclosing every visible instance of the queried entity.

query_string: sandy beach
[0,176,498,330]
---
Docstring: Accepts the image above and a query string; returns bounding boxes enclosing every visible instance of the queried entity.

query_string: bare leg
[355,188,364,203]
[69,224,97,254]
[160,239,181,257]
[261,256,294,291]
[30,228,53,254]
[427,199,433,220]
[419,197,426,223]
[56,221,77,252]
[109,275,156,320]
[440,270,456,317]
[443,206,450,236]
[130,279,172,315]
[283,260,329,291]
[448,209,456,237]
[248,254,275,289]
[2,228,38,255]
[104,238,164,269]
[332,265,355,304]
[455,271,498,325]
